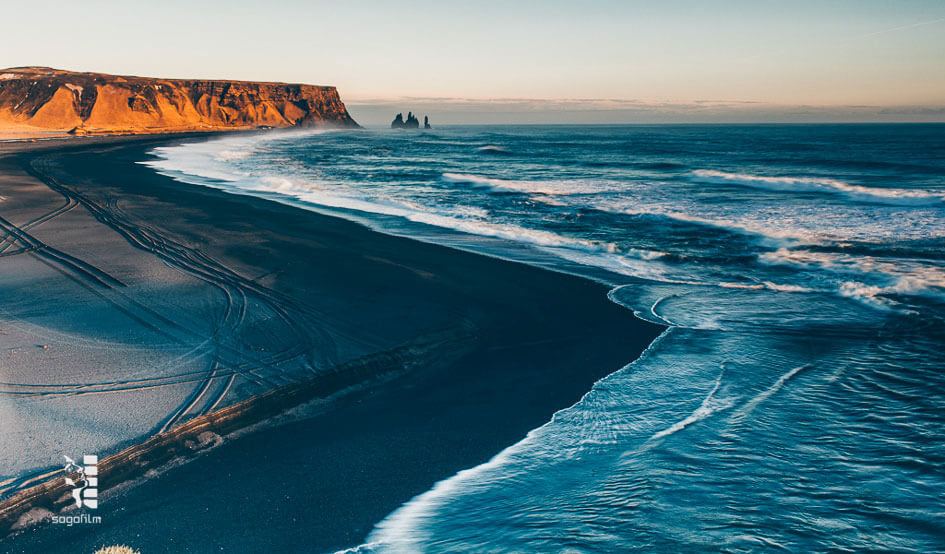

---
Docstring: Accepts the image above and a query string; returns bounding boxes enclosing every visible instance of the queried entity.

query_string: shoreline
[0,134,662,552]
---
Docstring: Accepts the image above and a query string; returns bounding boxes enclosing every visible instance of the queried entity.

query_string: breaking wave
[440,172,613,196]
[692,169,945,205]
[477,145,512,155]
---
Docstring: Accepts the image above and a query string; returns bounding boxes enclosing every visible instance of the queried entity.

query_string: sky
[2,0,944,124]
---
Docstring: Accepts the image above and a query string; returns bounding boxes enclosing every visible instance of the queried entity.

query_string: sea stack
[391,111,422,129]
[424,115,431,129]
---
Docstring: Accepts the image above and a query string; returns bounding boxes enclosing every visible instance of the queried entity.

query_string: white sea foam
[692,169,945,206]
[838,282,893,305]
[717,282,765,290]
[729,364,809,424]
[649,368,734,440]
[142,128,335,182]
[761,248,945,300]
[214,149,252,162]
[477,145,511,154]
[713,281,815,293]
[761,281,811,293]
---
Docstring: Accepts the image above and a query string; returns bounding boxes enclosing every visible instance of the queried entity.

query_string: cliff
[0,67,358,136]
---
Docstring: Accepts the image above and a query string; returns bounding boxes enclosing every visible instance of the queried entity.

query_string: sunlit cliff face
[0,67,357,135]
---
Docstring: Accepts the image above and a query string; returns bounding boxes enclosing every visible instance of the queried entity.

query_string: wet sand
[0,136,661,553]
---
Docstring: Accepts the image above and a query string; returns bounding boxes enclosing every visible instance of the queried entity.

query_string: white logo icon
[63,455,98,509]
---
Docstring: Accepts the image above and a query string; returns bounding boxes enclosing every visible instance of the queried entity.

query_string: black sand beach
[0,137,661,553]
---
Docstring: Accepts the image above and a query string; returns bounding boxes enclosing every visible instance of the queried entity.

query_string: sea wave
[602,200,945,245]
[728,364,810,423]
[143,134,945,306]
[144,155,673,283]
[264,176,659,264]
[649,367,734,441]
[477,145,512,155]
[440,172,615,196]
[760,248,945,300]
[692,169,945,206]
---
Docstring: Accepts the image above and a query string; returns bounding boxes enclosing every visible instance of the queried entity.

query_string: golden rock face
[0,67,358,135]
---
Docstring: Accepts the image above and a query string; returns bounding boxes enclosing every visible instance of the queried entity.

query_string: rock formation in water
[391,111,423,129]
[424,115,431,129]
[0,67,358,135]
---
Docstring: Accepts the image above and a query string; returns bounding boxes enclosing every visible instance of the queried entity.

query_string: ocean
[143,124,945,552]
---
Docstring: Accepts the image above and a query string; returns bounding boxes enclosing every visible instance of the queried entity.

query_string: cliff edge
[0,67,358,136]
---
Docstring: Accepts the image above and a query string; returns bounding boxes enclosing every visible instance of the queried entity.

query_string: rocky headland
[0,67,358,136]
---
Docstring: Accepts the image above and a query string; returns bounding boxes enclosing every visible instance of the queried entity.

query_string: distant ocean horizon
[144,123,945,552]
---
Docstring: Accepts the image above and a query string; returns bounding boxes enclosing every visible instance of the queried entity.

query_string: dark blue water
[144,125,945,552]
